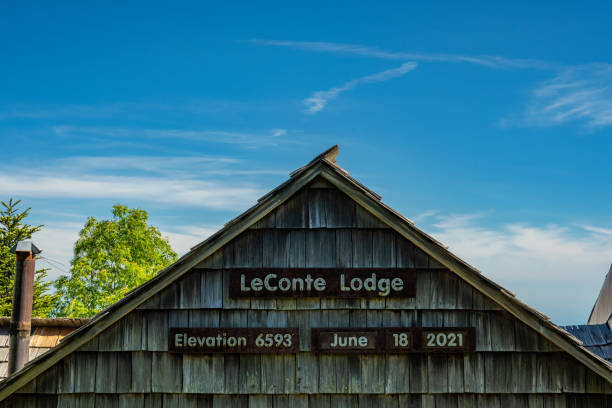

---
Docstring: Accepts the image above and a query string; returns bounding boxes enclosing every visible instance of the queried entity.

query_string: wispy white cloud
[0,155,282,210]
[514,64,612,128]
[51,126,296,148]
[253,39,612,129]
[425,213,612,324]
[250,39,551,70]
[0,174,264,210]
[304,62,417,113]
[577,224,612,236]
[272,128,287,137]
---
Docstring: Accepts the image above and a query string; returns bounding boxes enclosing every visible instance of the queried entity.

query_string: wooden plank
[261,354,286,393]
[95,352,117,393]
[276,188,309,228]
[72,352,97,393]
[561,353,586,393]
[397,395,420,408]
[318,354,336,393]
[499,395,529,408]
[321,229,356,309]
[249,395,273,408]
[515,319,540,351]
[158,279,181,309]
[131,351,152,393]
[408,354,428,393]
[296,352,318,393]
[97,318,123,351]
[251,208,276,229]
[202,270,223,308]
[477,395,499,408]
[462,353,484,393]
[151,352,182,392]
[146,311,168,351]
[427,355,448,393]
[283,354,296,393]
[355,204,389,228]
[401,310,417,327]
[180,269,203,309]
[542,395,566,408]
[434,395,458,408]
[282,396,309,408]
[35,363,61,394]
[457,395,475,408]
[219,310,246,327]
[326,188,356,228]
[197,395,213,408]
[224,354,241,393]
[308,395,331,408]
[351,230,372,268]
[385,354,409,393]
[442,310,469,327]
[190,310,220,327]
[421,395,435,408]
[489,311,516,351]
[421,310,444,327]
[470,312,491,351]
[484,352,512,393]
[212,396,248,408]
[308,188,328,228]
[447,353,464,393]
[434,270,458,310]
[119,395,144,408]
[93,395,116,408]
[360,354,385,393]
[197,247,224,268]
[183,354,214,393]
[116,351,131,393]
[263,230,295,310]
[415,269,432,309]
[306,230,335,267]
[163,394,198,408]
[511,352,536,393]
[224,230,263,267]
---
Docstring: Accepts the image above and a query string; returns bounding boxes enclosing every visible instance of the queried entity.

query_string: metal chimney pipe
[8,240,41,375]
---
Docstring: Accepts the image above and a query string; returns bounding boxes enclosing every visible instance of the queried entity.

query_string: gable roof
[589,265,612,325]
[0,145,610,399]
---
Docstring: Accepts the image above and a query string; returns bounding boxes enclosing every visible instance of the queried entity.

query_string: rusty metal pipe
[8,241,40,375]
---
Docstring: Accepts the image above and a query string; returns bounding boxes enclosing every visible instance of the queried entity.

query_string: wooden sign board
[169,328,299,353]
[312,327,475,353]
[229,268,416,298]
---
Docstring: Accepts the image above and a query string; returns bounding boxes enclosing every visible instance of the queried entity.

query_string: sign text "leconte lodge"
[228,269,416,298]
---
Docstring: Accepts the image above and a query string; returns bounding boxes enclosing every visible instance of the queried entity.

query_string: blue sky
[1,2,612,324]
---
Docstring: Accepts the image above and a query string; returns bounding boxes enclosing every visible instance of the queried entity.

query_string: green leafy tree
[52,204,178,317]
[0,199,57,317]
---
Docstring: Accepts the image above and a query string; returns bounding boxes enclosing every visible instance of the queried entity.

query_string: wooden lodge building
[0,146,610,407]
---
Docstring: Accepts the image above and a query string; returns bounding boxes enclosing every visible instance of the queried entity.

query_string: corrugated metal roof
[562,323,612,362]
[588,265,612,325]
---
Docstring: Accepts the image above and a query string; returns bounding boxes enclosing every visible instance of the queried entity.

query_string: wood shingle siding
[0,147,609,406]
